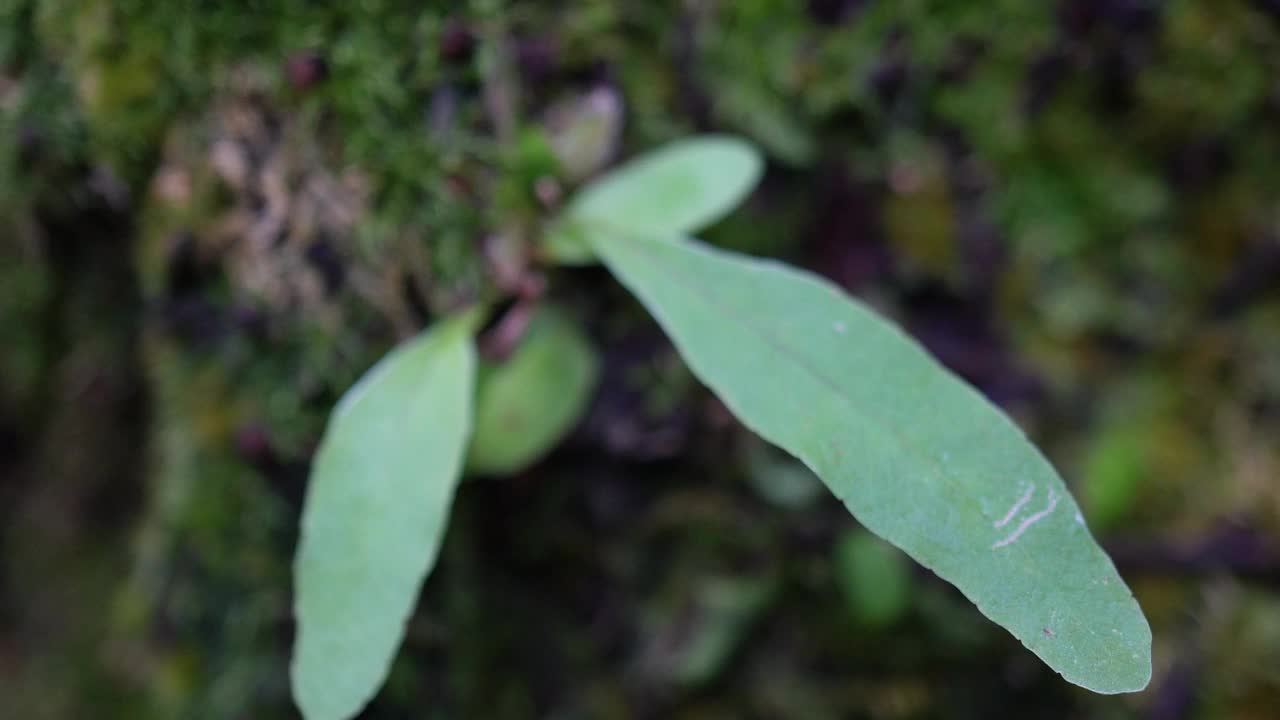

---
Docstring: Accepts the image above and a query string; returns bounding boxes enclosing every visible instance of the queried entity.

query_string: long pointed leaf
[291,312,479,720]
[590,230,1151,694]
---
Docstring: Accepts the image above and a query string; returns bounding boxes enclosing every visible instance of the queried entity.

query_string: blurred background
[3,1,1280,718]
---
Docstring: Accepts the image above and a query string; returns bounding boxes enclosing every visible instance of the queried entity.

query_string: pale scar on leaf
[991,485,1061,549]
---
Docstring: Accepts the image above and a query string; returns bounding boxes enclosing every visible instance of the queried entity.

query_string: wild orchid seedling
[290,137,1152,720]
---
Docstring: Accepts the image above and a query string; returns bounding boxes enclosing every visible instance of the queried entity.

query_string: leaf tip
[1060,604,1153,695]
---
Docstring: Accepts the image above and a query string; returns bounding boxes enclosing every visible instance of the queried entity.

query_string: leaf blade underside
[589,230,1152,694]
[291,313,478,720]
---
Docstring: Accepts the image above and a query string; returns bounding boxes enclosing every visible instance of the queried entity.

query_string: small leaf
[291,311,480,720]
[544,85,624,182]
[646,575,774,688]
[834,530,912,629]
[467,304,600,475]
[1081,427,1147,532]
[589,230,1152,694]
[543,135,763,265]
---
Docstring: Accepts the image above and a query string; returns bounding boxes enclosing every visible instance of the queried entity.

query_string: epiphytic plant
[290,137,1151,720]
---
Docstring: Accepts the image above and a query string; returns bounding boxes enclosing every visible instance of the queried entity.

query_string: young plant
[291,137,1151,720]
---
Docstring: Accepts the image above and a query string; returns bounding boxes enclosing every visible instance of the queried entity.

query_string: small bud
[285,50,328,91]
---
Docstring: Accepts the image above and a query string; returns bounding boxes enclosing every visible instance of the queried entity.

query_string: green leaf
[1080,427,1146,532]
[291,311,480,720]
[834,530,912,629]
[646,575,775,688]
[588,230,1152,694]
[543,135,764,265]
[467,304,600,475]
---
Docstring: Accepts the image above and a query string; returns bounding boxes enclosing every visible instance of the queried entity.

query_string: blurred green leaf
[834,530,911,629]
[742,438,825,510]
[467,305,600,476]
[915,584,995,653]
[291,311,480,720]
[543,135,764,265]
[588,229,1152,694]
[1080,428,1146,532]
[643,575,775,688]
[717,83,816,167]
